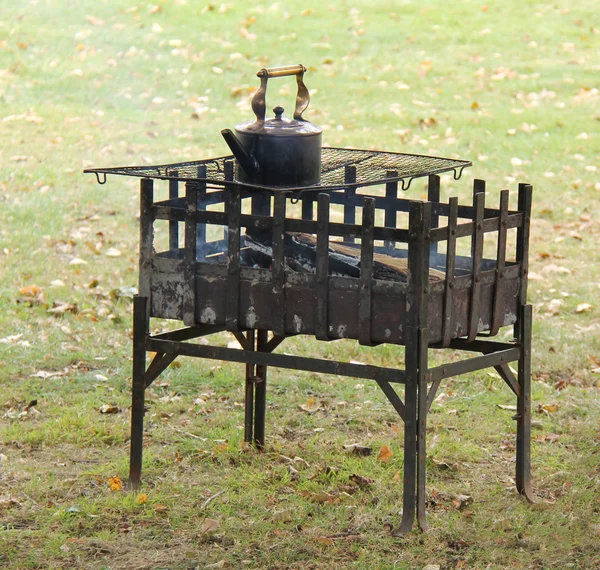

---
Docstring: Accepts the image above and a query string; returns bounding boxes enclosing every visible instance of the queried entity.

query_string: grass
[1,0,600,568]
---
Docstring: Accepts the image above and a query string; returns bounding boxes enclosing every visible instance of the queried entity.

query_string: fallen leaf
[136,493,148,505]
[47,301,78,315]
[377,445,393,463]
[0,497,21,510]
[154,503,169,514]
[308,491,338,504]
[99,404,120,414]
[30,370,65,379]
[537,403,559,414]
[315,536,335,546]
[104,248,121,257]
[108,476,123,491]
[451,494,473,510]
[547,299,563,315]
[343,443,372,456]
[18,285,45,305]
[497,404,517,411]
[299,396,321,412]
[204,561,226,569]
[200,518,220,535]
[86,15,105,26]
[349,474,374,489]
[541,264,571,275]
[575,303,593,313]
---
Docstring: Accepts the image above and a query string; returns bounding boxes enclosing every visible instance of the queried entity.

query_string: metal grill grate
[85,147,471,192]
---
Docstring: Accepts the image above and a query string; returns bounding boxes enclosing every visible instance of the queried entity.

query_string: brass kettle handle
[251,64,310,123]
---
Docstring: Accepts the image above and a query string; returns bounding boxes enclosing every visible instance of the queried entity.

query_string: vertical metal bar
[441,197,458,347]
[515,183,533,337]
[358,197,375,346]
[416,325,429,531]
[138,178,154,299]
[467,188,485,342]
[196,165,207,259]
[168,173,179,251]
[301,193,314,221]
[490,190,509,336]
[315,193,330,341]
[427,174,441,255]
[251,188,271,216]
[223,160,234,244]
[407,201,431,328]
[396,323,418,537]
[397,201,430,536]
[244,329,256,443]
[183,182,198,326]
[516,304,534,502]
[254,329,269,449]
[225,182,241,331]
[271,193,287,337]
[343,165,356,243]
[384,170,398,254]
[129,295,149,489]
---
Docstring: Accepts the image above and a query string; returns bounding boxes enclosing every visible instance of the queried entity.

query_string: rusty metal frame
[125,171,534,536]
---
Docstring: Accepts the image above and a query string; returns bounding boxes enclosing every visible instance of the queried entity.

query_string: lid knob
[273,106,284,120]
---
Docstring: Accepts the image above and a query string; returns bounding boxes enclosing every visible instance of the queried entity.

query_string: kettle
[221,64,322,188]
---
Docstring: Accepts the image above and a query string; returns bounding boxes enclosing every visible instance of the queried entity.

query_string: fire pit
[86,147,533,535]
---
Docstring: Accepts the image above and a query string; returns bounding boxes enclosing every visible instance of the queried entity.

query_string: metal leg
[395,326,418,536]
[244,330,256,443]
[128,295,148,490]
[516,304,535,502]
[253,330,268,449]
[416,327,429,531]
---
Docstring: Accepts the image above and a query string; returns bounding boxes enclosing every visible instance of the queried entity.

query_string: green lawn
[1,1,599,568]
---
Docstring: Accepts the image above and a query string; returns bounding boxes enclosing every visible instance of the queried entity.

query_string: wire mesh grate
[85,147,471,192]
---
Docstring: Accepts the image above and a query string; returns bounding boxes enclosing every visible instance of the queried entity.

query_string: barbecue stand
[86,148,534,535]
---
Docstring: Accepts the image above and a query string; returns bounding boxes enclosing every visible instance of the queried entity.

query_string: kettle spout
[221,129,260,178]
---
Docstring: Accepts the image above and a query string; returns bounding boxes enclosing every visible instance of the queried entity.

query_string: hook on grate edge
[400,177,414,192]
[453,166,466,181]
[95,172,107,185]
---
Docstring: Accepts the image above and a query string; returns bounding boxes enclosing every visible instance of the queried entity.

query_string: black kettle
[221,64,322,188]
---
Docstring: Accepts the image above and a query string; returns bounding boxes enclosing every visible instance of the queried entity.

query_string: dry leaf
[47,301,78,315]
[497,404,517,411]
[547,299,563,315]
[200,518,220,535]
[575,303,593,313]
[309,491,337,504]
[451,494,473,510]
[104,248,121,257]
[108,476,123,491]
[537,403,559,414]
[315,536,335,546]
[0,497,21,510]
[299,396,321,412]
[377,445,393,463]
[541,264,571,275]
[154,503,169,513]
[349,474,374,489]
[136,493,148,505]
[86,15,105,26]
[18,285,45,305]
[343,443,372,456]
[99,404,120,414]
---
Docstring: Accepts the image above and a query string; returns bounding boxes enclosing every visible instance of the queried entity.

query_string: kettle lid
[236,106,322,137]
